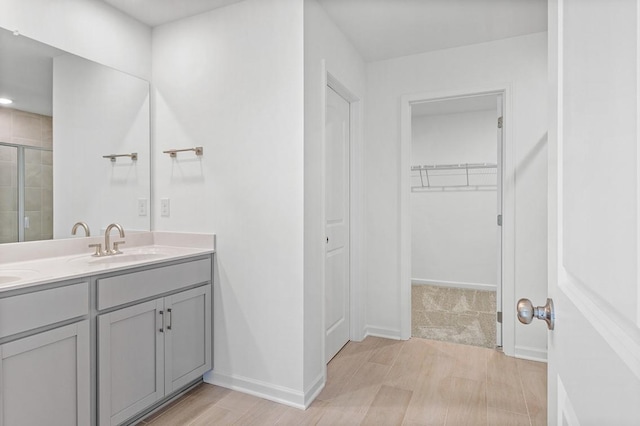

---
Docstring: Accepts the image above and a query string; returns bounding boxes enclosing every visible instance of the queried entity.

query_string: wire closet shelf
[411,162,497,191]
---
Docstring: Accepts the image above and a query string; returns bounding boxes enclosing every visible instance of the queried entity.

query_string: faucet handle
[113,241,125,254]
[88,243,103,257]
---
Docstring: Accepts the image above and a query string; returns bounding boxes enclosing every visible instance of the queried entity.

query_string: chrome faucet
[104,223,125,255]
[71,221,90,237]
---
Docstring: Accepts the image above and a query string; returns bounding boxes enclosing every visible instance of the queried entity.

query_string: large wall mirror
[0,27,150,243]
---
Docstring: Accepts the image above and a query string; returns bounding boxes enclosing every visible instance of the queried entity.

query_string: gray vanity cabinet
[97,257,212,426]
[0,321,90,426]
[0,282,90,426]
[163,285,212,394]
[97,299,165,426]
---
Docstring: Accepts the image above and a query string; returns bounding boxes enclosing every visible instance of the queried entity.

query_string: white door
[544,0,640,423]
[325,85,350,362]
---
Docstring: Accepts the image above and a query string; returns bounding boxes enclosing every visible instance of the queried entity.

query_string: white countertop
[0,232,215,293]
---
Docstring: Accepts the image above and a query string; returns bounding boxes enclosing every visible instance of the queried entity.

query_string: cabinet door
[98,299,164,426]
[164,285,211,393]
[0,321,90,426]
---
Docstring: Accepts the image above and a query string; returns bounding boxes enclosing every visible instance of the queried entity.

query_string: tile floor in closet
[140,336,546,425]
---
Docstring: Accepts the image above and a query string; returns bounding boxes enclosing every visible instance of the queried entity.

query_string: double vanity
[0,231,215,426]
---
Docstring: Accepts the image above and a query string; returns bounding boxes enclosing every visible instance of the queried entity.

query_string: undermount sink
[88,252,166,265]
[68,246,183,265]
[0,269,40,285]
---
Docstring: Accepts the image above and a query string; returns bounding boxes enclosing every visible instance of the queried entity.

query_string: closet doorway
[408,93,503,349]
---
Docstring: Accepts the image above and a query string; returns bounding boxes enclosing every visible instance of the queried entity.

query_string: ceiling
[102,0,245,27]
[0,27,63,116]
[317,0,548,62]
[0,1,548,116]
[100,0,546,61]
[411,94,497,117]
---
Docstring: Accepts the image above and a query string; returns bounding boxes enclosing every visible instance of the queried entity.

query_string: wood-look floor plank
[214,389,263,413]
[367,339,404,366]
[487,349,520,385]
[340,337,386,357]
[145,385,230,426]
[189,405,242,425]
[486,379,528,415]
[448,342,489,382]
[229,398,290,425]
[486,350,529,415]
[402,354,456,425]
[444,377,487,426]
[141,388,194,423]
[317,342,377,401]
[361,385,413,426]
[517,358,547,426]
[341,361,392,394]
[139,337,547,426]
[315,385,382,426]
[317,357,391,425]
[487,407,532,426]
[275,400,328,425]
[383,338,433,392]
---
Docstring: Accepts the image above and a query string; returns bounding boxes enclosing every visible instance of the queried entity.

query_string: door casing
[320,65,365,367]
[400,85,515,356]
[324,84,351,362]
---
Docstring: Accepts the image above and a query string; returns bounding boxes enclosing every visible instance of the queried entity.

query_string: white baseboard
[514,345,548,362]
[411,278,496,291]
[204,370,306,409]
[364,326,403,340]
[303,373,325,408]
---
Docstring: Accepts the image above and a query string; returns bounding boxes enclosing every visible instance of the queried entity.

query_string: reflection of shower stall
[0,109,53,243]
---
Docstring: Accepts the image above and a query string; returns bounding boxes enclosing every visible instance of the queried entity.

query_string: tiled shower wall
[0,107,53,243]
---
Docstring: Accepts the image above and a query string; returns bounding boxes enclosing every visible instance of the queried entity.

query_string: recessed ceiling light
[0,98,13,105]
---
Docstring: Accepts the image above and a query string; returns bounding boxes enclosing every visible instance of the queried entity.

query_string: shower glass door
[0,142,53,243]
[0,144,18,243]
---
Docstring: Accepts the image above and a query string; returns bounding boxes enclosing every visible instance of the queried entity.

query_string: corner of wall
[204,370,307,409]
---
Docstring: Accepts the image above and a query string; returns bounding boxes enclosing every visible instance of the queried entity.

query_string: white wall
[0,0,151,80]
[365,32,548,359]
[303,0,366,402]
[53,54,150,238]
[152,0,307,406]
[411,109,497,289]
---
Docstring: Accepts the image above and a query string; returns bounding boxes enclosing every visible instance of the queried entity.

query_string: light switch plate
[138,198,147,216]
[160,198,170,217]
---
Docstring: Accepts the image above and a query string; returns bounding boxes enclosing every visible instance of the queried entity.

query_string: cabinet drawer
[97,257,211,310]
[0,282,89,339]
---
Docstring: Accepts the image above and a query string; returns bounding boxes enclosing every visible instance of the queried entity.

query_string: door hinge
[498,116,503,129]
[497,214,502,226]
[497,311,503,323]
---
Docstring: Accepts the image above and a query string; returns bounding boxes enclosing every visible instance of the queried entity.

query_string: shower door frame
[0,141,53,242]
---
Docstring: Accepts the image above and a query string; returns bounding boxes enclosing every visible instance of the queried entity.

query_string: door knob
[517,298,555,330]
